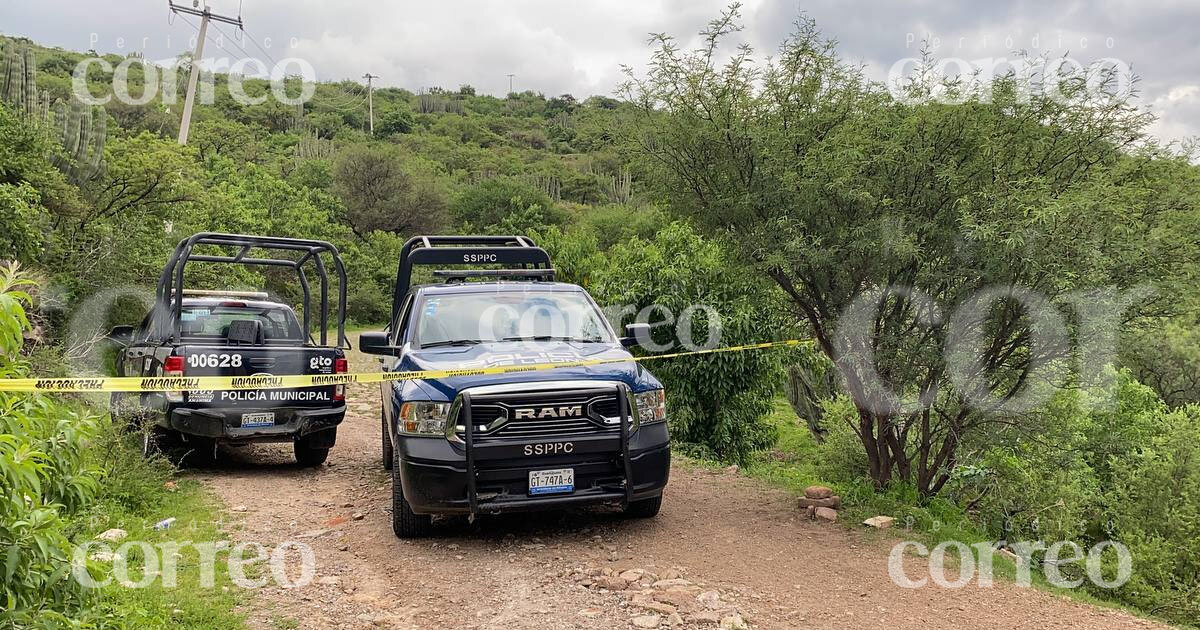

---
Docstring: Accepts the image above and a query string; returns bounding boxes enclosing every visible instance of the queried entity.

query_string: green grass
[714,397,1185,628]
[71,428,246,629]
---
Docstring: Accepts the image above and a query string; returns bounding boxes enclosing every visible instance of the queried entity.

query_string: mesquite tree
[621,6,1200,496]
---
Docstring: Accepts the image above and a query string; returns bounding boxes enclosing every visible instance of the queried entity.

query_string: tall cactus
[52,97,107,183]
[22,48,35,117]
[3,45,24,110]
[38,90,50,124]
[605,168,633,204]
[2,43,50,120]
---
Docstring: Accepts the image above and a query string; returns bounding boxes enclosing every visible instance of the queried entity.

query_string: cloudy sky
[2,0,1196,142]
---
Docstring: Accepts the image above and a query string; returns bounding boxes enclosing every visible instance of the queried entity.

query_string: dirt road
[189,346,1169,630]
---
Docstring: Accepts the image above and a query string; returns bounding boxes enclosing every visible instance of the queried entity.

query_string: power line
[168,1,243,145]
[316,83,367,111]
[208,22,255,64]
[237,26,280,69]
[363,73,378,135]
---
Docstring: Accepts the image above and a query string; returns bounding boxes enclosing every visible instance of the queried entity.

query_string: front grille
[455,387,631,442]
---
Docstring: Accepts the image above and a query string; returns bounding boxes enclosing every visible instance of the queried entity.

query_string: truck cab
[111,233,350,466]
[361,236,670,537]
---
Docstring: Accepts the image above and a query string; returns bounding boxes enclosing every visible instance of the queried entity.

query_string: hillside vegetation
[2,6,1200,626]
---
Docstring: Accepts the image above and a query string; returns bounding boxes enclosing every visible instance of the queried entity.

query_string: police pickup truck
[361,236,670,537]
[110,233,350,466]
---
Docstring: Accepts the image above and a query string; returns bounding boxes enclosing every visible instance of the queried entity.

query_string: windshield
[414,290,613,347]
[179,304,305,341]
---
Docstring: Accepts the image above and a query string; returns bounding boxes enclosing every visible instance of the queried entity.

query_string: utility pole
[363,73,379,135]
[169,1,242,145]
[507,73,515,95]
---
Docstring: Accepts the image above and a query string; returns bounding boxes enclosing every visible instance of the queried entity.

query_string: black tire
[381,408,394,470]
[294,435,330,467]
[624,494,663,519]
[391,445,431,538]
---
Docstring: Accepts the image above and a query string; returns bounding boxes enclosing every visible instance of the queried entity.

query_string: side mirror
[620,323,651,348]
[108,325,135,345]
[360,331,400,356]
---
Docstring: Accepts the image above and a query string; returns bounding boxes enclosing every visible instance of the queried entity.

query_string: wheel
[391,445,431,538]
[381,408,394,470]
[294,435,330,467]
[624,494,663,519]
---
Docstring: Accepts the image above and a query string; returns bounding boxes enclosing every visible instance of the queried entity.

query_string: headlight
[634,389,667,424]
[399,401,450,435]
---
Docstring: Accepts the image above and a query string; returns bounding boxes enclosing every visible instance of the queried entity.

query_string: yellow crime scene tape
[0,340,812,393]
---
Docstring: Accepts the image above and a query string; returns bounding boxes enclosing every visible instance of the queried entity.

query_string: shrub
[813,396,870,483]
[377,108,415,136]
[590,223,786,463]
[0,264,102,622]
[451,177,567,232]
[1103,405,1200,621]
[578,204,663,249]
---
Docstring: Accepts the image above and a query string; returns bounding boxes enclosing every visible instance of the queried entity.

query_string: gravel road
[188,342,1170,630]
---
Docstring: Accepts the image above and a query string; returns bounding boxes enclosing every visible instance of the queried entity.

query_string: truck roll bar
[390,235,553,331]
[153,232,349,348]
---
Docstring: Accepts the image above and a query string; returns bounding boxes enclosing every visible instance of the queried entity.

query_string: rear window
[180,304,304,341]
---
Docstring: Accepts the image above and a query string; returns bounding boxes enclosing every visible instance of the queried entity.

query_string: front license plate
[241,412,275,428]
[528,468,574,496]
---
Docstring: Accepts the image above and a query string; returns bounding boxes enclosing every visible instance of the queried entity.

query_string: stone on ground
[803,485,833,499]
[96,528,127,542]
[863,515,895,529]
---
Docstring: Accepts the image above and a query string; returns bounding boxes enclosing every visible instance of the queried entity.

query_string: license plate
[241,412,275,428]
[528,468,574,496]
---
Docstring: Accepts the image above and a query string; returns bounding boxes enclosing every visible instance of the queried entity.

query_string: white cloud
[1,0,1196,141]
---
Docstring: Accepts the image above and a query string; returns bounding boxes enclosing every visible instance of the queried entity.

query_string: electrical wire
[209,22,259,68]
[237,26,281,69]
[171,8,369,117]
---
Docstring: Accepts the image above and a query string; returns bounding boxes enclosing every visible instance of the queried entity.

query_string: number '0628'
[187,353,243,368]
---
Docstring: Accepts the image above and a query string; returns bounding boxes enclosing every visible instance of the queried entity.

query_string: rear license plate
[241,412,275,428]
[528,468,574,496]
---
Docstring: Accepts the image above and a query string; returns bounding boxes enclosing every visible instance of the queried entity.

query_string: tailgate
[176,345,343,409]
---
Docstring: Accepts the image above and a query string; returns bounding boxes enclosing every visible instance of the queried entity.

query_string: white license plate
[241,412,275,428]
[528,468,574,496]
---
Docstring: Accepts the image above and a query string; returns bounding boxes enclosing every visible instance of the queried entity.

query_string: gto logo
[524,442,575,456]
[514,405,584,420]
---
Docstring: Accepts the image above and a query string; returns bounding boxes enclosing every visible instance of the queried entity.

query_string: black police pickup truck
[361,236,671,537]
[110,233,349,466]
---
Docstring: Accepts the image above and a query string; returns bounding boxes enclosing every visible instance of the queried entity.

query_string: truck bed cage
[390,235,553,329]
[154,232,348,347]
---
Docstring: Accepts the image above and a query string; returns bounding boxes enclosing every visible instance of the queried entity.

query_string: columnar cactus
[38,90,50,124]
[3,45,24,109]
[51,97,107,183]
[22,48,35,116]
[606,168,633,204]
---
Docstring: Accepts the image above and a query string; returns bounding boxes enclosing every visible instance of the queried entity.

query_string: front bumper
[398,422,671,515]
[167,404,345,444]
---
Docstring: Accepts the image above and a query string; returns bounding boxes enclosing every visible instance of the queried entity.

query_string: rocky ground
[185,344,1173,630]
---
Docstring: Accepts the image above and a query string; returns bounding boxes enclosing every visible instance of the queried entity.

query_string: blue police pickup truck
[360,236,670,537]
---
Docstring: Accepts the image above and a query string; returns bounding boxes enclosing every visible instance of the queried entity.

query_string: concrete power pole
[169,1,242,145]
[363,73,379,135]
[507,73,515,95]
